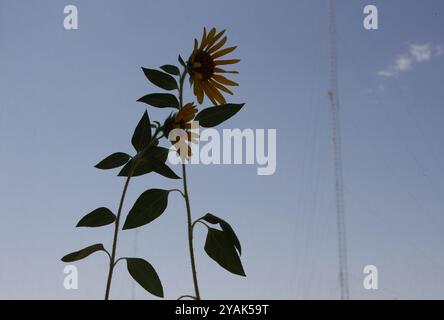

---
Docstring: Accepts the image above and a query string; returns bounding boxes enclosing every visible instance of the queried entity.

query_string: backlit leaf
[76,208,116,228]
[61,244,106,262]
[123,189,170,230]
[142,68,178,91]
[126,258,164,297]
[204,228,245,276]
[195,103,244,128]
[95,152,131,170]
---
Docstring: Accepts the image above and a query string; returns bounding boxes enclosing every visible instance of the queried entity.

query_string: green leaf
[178,55,186,68]
[126,258,164,298]
[76,207,116,228]
[220,221,242,256]
[160,64,180,76]
[204,228,245,276]
[61,244,106,262]
[201,213,222,224]
[202,213,242,255]
[150,157,181,179]
[118,146,179,179]
[142,67,178,91]
[137,93,179,109]
[95,152,131,170]
[123,189,170,230]
[132,111,152,152]
[195,103,244,128]
[144,145,170,161]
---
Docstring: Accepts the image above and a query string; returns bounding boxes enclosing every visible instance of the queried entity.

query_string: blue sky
[0,0,443,299]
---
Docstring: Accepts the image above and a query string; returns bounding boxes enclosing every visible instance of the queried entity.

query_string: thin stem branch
[104,128,161,300]
[170,188,186,198]
[191,218,210,231]
[101,248,112,261]
[178,67,201,300]
[114,257,126,267]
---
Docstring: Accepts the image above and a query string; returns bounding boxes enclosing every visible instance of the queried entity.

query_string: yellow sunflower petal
[199,27,208,50]
[211,46,237,59]
[214,59,241,66]
[210,79,234,95]
[206,83,226,104]
[193,77,199,95]
[213,74,239,86]
[202,82,217,105]
[208,36,227,54]
[195,80,204,104]
[214,68,239,74]
[175,110,184,122]
[206,28,216,44]
[180,103,197,121]
[205,29,226,50]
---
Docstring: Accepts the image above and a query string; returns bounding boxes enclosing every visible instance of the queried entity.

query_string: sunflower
[163,103,199,160]
[188,27,240,105]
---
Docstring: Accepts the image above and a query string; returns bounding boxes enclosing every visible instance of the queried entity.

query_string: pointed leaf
[95,152,131,170]
[195,103,244,128]
[126,258,164,297]
[202,213,241,255]
[178,55,186,68]
[132,111,152,152]
[76,207,116,228]
[61,244,106,262]
[204,228,245,276]
[142,145,170,161]
[123,189,170,230]
[137,93,179,109]
[160,64,180,76]
[150,157,181,179]
[202,213,223,224]
[220,221,242,256]
[118,147,179,179]
[142,68,178,91]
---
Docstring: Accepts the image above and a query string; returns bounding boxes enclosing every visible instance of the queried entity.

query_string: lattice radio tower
[327,0,350,300]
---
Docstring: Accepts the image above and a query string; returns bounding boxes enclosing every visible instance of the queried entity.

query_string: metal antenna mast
[327,0,349,300]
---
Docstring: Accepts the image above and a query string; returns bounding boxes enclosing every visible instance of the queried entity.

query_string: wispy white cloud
[395,55,413,71]
[409,43,432,62]
[377,55,412,77]
[377,43,442,77]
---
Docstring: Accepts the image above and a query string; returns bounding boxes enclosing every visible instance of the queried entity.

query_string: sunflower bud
[161,112,176,139]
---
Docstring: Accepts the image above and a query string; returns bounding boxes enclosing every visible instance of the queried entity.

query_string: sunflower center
[190,50,215,81]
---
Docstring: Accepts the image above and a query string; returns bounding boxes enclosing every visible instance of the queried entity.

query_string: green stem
[178,68,201,300]
[104,129,161,300]
[182,163,201,300]
[104,167,134,300]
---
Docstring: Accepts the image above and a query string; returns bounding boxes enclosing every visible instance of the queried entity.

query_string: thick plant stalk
[178,69,201,300]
